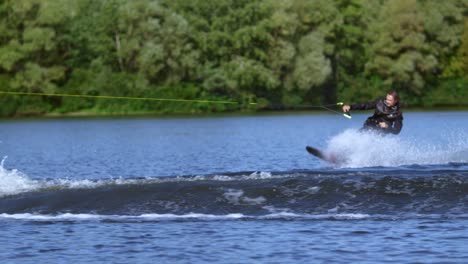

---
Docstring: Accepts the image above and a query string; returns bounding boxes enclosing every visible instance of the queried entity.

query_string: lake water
[0,111,467,263]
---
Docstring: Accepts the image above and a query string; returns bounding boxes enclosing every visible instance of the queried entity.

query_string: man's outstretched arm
[342,99,378,112]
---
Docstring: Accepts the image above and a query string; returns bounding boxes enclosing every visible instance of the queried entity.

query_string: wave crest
[0,157,39,196]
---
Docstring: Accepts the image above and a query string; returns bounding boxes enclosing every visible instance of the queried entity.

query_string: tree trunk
[115,33,124,71]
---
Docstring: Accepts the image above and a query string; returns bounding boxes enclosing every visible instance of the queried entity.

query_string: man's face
[386,94,396,107]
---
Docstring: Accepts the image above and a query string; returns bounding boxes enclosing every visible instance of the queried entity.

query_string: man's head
[385,90,399,107]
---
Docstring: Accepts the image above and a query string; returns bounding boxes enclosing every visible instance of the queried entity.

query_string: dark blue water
[1,111,467,263]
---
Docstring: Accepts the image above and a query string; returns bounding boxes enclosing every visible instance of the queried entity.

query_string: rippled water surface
[1,111,467,263]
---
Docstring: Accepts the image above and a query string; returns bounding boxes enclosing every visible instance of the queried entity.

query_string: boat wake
[1,158,467,222]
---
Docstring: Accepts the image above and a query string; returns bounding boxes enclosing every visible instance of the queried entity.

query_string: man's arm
[350,99,378,111]
[342,99,379,112]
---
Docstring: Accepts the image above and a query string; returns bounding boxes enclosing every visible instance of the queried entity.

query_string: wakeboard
[306,146,342,164]
[306,146,327,160]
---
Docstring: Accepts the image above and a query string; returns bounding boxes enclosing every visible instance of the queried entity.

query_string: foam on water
[223,189,267,205]
[0,157,39,196]
[0,158,279,197]
[325,129,468,168]
[0,212,370,222]
[0,160,133,197]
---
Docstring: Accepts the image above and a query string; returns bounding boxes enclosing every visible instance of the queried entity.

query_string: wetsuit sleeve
[350,99,378,111]
[388,114,403,135]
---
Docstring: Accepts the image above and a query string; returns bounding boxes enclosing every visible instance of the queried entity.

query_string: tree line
[0,0,467,116]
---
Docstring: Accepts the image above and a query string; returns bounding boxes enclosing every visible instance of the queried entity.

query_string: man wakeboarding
[342,90,403,135]
[306,90,403,164]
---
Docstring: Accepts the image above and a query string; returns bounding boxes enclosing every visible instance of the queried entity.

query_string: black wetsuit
[350,98,403,135]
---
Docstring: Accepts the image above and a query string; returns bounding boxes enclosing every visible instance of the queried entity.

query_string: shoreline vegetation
[0,1,467,118]
[1,105,466,120]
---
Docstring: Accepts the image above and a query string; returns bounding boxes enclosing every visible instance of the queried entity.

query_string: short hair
[387,90,400,103]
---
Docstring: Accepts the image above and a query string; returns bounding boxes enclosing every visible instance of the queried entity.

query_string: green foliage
[422,78,468,106]
[443,19,468,78]
[0,42,24,71]
[10,63,65,93]
[0,0,74,97]
[421,0,466,63]
[291,32,331,91]
[338,75,386,104]
[0,74,17,116]
[0,0,466,117]
[365,0,438,95]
